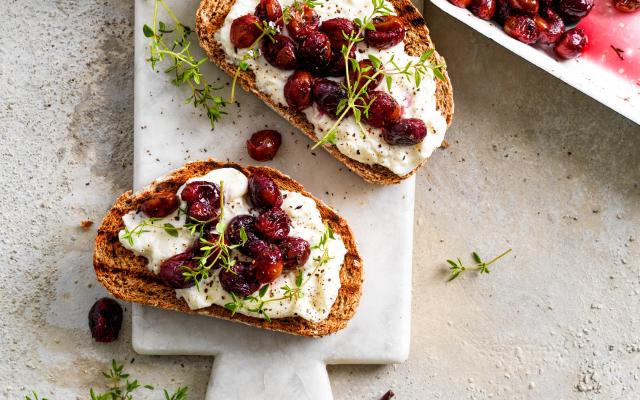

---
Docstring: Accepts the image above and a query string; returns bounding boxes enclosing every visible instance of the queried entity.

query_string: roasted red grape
[325,46,355,77]
[535,8,564,44]
[312,78,348,118]
[556,0,594,22]
[320,18,357,51]
[503,15,539,44]
[471,0,497,19]
[363,91,402,129]
[140,192,179,218]
[247,129,282,161]
[364,16,405,49]
[279,237,311,270]
[255,208,290,241]
[159,247,198,288]
[284,70,314,110]
[553,27,588,59]
[253,245,284,283]
[508,0,539,14]
[261,34,298,70]
[181,181,220,204]
[494,0,513,23]
[219,261,261,297]
[255,0,284,28]
[226,215,260,255]
[181,181,221,222]
[230,14,262,48]
[286,5,319,42]
[248,172,283,209]
[614,0,640,12]
[88,298,123,343]
[298,32,332,74]
[347,59,383,93]
[383,118,428,145]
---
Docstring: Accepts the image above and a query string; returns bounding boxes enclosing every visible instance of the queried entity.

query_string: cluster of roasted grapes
[138,172,312,298]
[450,0,594,58]
[230,0,430,146]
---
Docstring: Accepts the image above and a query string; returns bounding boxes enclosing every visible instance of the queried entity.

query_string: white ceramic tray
[430,0,640,125]
[131,0,419,398]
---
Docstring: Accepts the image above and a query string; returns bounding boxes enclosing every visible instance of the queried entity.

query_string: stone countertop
[0,0,638,399]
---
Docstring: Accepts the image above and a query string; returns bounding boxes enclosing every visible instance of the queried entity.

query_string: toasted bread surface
[195,0,454,184]
[94,160,363,337]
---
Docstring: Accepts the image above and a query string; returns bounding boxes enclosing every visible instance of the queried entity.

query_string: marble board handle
[205,352,333,399]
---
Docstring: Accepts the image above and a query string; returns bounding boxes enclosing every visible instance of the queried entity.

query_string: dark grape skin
[471,0,497,20]
[88,298,123,343]
[140,192,180,218]
[247,130,282,161]
[219,261,262,297]
[535,8,565,44]
[158,246,198,289]
[553,27,588,59]
[362,91,402,129]
[225,215,261,256]
[503,15,540,44]
[383,118,428,146]
[286,4,320,42]
[255,0,284,28]
[298,32,332,74]
[261,34,298,70]
[248,173,283,209]
[555,0,594,23]
[255,208,290,241]
[319,18,357,51]
[279,237,311,270]
[230,14,262,48]
[284,70,314,110]
[312,78,348,118]
[508,0,539,15]
[364,16,406,49]
[253,245,284,283]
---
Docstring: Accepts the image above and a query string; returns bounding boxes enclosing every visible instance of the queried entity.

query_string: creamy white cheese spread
[217,0,448,176]
[119,168,347,323]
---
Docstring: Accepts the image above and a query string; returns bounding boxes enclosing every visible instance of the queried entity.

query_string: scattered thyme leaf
[447,248,512,281]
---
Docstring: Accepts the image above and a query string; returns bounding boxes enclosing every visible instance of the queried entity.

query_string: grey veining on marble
[0,0,638,399]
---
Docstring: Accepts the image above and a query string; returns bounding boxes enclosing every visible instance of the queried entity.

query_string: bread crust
[93,160,363,337]
[195,0,454,184]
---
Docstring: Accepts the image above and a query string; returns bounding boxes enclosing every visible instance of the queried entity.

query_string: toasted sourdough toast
[195,0,454,184]
[94,160,363,337]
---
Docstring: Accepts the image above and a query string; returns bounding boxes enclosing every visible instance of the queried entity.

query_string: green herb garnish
[312,0,446,148]
[144,0,227,128]
[447,248,513,281]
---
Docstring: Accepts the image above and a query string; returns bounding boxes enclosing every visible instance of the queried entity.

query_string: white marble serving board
[132,0,420,398]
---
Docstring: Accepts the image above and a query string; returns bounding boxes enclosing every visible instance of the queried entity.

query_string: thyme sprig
[182,181,248,289]
[312,0,446,149]
[447,248,513,281]
[90,360,154,400]
[224,222,335,322]
[26,360,188,400]
[144,0,227,128]
[121,217,181,246]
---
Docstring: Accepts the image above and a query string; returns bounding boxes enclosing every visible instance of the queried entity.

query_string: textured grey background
[0,0,639,399]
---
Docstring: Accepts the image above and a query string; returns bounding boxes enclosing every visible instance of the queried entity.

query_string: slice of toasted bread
[195,0,454,184]
[93,160,363,337]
